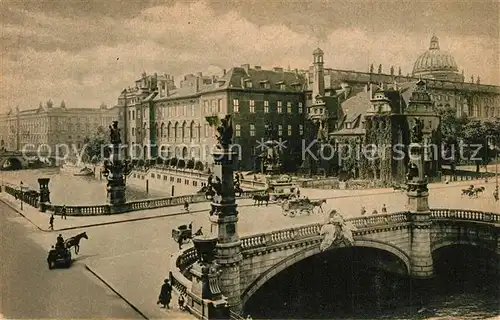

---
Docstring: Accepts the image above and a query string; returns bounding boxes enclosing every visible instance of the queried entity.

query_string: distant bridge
[0,151,55,169]
[171,208,500,316]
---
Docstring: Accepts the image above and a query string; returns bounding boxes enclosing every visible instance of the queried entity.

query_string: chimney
[273,67,284,73]
[254,66,262,70]
[223,69,227,76]
[241,64,250,73]
[196,77,200,92]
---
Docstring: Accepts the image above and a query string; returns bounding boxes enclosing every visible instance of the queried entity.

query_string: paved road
[0,201,140,319]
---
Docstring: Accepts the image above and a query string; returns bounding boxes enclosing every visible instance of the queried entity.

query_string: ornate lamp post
[20,181,23,210]
[37,178,51,212]
[204,114,242,314]
[261,124,282,177]
[102,121,132,212]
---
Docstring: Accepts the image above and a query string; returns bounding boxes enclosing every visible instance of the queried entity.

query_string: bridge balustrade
[430,209,500,223]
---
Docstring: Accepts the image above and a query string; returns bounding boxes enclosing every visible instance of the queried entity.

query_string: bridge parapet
[431,209,500,224]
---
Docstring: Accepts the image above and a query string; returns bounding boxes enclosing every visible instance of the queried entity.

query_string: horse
[461,185,474,197]
[310,199,327,214]
[64,232,88,255]
[252,194,269,207]
[471,186,485,198]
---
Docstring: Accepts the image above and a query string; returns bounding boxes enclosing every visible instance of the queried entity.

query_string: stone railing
[5,187,264,217]
[4,184,39,208]
[430,209,500,224]
[346,211,410,229]
[240,224,321,251]
[169,248,209,320]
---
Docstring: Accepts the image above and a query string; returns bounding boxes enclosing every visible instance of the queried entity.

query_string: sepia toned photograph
[0,0,499,319]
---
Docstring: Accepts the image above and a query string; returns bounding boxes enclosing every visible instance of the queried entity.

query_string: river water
[245,245,500,319]
[1,168,165,205]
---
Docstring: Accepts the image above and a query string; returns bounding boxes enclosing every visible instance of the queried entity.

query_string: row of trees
[438,105,500,172]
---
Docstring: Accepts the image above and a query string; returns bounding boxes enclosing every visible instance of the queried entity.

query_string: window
[298,102,303,114]
[249,100,255,113]
[299,125,304,136]
[132,110,135,120]
[277,101,282,113]
[235,124,241,137]
[191,105,195,117]
[233,99,239,113]
[217,99,222,113]
[183,105,187,116]
[211,100,217,113]
[287,102,292,113]
[138,110,141,118]
[246,81,252,88]
[278,125,283,136]
[132,127,135,136]
[204,101,209,114]
[287,125,292,136]
[204,124,209,137]
[250,124,255,136]
[264,101,269,113]
[346,123,351,129]
[280,84,286,90]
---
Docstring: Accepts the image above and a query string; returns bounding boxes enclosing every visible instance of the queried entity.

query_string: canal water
[1,168,166,205]
[245,245,500,319]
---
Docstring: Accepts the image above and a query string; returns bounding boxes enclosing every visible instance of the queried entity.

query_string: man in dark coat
[157,279,172,309]
[49,214,54,230]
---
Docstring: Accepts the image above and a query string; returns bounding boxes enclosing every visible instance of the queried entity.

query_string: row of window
[234,124,304,137]
[232,99,303,114]
[132,172,202,187]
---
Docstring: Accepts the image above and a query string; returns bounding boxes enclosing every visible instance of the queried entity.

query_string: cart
[172,225,193,244]
[47,247,72,269]
[281,198,314,217]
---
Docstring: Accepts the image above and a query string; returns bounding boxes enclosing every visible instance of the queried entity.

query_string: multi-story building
[0,100,119,155]
[117,34,499,173]
[119,68,307,171]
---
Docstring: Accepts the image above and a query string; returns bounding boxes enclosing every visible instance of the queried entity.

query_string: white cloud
[1,0,498,113]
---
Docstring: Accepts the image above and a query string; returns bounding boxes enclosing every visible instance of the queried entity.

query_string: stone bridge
[0,151,54,169]
[170,208,500,318]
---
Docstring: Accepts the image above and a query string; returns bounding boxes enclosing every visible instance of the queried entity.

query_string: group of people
[48,205,67,230]
[360,204,387,215]
[157,278,186,311]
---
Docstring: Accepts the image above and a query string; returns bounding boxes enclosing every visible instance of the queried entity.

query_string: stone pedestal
[37,178,50,212]
[209,148,243,313]
[406,143,434,279]
[104,143,129,207]
[189,236,230,319]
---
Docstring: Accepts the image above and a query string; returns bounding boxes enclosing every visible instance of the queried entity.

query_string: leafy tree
[186,158,195,169]
[462,119,487,172]
[177,159,186,168]
[436,105,469,171]
[194,160,204,171]
[169,157,178,167]
[84,135,107,163]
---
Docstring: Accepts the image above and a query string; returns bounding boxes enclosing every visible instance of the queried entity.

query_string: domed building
[412,35,464,82]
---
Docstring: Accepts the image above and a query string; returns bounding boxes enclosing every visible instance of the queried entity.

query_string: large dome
[412,35,462,81]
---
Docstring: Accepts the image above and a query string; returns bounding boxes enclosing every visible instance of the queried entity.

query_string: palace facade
[118,35,500,174]
[0,101,118,154]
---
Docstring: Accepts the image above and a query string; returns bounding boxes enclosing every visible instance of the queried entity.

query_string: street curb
[85,264,149,320]
[0,196,46,232]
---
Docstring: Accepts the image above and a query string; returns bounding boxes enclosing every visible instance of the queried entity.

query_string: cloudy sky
[1,0,498,112]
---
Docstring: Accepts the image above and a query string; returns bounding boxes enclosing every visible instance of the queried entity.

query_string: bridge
[0,151,54,169]
[171,208,500,318]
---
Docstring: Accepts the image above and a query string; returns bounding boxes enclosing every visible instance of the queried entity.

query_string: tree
[437,105,469,171]
[169,157,178,167]
[177,159,186,168]
[194,160,204,171]
[186,158,195,169]
[378,64,382,74]
[84,135,107,163]
[369,64,374,73]
[462,119,487,172]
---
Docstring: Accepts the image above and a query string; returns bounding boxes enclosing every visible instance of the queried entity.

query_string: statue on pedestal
[411,118,424,143]
[319,210,355,251]
[109,120,122,145]
[205,115,233,148]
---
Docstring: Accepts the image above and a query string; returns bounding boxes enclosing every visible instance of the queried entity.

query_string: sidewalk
[85,249,195,320]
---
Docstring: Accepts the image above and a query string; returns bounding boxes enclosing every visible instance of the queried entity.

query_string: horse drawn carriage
[172,224,203,244]
[281,198,326,217]
[47,247,72,269]
[461,185,485,198]
[266,175,297,203]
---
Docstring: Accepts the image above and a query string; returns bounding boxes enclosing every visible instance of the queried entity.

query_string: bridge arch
[0,157,24,170]
[241,239,411,306]
[432,240,500,256]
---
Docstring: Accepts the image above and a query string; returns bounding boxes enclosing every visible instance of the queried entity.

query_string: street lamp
[20,181,23,210]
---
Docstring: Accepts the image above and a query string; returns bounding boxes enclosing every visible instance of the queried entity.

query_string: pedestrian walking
[372,209,378,215]
[184,201,189,212]
[157,279,172,309]
[381,204,387,213]
[61,205,67,220]
[49,214,54,230]
[361,206,366,215]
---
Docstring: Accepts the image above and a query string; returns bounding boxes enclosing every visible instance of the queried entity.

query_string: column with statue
[102,121,132,213]
[205,114,243,314]
[406,117,434,279]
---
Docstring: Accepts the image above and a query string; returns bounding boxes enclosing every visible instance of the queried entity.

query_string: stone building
[0,100,118,155]
[119,68,306,171]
